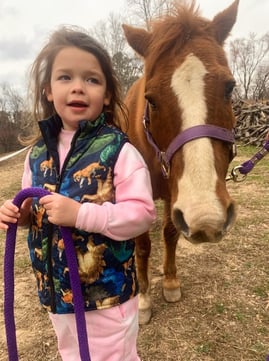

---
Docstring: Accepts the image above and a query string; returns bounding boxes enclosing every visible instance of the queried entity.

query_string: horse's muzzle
[172,202,236,244]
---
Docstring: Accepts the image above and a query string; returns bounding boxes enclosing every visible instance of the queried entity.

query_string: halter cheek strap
[4,187,91,361]
[143,102,236,178]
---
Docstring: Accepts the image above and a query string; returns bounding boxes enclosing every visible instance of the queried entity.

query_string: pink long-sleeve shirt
[22,128,156,241]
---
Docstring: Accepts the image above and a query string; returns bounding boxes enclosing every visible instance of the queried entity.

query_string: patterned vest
[28,114,138,314]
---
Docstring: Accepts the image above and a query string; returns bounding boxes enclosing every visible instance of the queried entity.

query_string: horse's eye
[224,80,236,100]
[145,96,157,110]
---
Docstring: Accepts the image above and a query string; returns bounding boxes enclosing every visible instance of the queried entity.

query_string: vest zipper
[48,129,81,313]
[47,223,56,313]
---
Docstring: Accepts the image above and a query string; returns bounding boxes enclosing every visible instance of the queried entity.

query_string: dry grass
[0,146,268,361]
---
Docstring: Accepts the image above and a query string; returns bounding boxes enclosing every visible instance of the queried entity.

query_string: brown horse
[122,0,239,324]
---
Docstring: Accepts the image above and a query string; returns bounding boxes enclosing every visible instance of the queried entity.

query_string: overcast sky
[0,0,268,93]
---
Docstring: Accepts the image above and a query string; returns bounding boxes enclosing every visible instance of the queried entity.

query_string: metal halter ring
[226,166,247,182]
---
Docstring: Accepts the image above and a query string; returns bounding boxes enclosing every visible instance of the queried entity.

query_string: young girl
[0,25,156,361]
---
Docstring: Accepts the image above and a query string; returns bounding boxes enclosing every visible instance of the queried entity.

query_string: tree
[112,52,143,94]
[252,63,269,100]
[230,32,269,100]
[89,1,177,94]
[90,12,143,94]
[0,83,24,152]
[90,13,127,57]
[125,0,173,29]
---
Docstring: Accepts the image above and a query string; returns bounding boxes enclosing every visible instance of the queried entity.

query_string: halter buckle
[160,152,170,178]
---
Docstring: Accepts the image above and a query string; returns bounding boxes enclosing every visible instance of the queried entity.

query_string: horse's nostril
[173,208,189,235]
[173,203,236,243]
[224,203,236,231]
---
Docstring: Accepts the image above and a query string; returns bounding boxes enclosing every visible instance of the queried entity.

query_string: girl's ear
[47,94,53,102]
[104,92,111,106]
[44,86,53,102]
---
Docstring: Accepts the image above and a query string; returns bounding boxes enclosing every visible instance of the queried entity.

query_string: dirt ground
[0,150,268,361]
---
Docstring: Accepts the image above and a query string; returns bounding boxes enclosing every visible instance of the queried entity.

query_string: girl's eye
[87,77,99,84]
[58,75,70,81]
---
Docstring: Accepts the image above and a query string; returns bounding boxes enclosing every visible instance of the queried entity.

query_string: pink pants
[49,296,141,361]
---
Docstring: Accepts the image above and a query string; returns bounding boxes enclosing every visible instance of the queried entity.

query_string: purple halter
[143,102,236,178]
[4,187,91,361]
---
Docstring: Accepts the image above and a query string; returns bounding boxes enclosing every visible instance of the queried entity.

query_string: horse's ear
[211,0,239,45]
[122,24,151,57]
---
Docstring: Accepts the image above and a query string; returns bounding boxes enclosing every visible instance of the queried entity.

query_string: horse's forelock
[147,3,212,65]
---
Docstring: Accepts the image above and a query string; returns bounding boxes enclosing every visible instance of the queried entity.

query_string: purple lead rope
[4,187,91,361]
[226,140,269,182]
[237,140,269,175]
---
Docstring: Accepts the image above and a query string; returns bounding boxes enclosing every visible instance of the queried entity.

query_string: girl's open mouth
[68,101,88,108]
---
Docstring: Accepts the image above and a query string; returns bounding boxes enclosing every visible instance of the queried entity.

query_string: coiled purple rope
[4,187,91,361]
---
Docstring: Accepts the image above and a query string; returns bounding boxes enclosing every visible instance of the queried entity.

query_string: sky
[0,0,268,93]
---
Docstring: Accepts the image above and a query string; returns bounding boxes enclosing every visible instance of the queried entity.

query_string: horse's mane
[148,1,213,62]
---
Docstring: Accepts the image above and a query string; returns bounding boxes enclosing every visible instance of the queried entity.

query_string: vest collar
[38,113,106,143]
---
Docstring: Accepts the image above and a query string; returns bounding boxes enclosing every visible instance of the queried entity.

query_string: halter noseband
[143,102,236,178]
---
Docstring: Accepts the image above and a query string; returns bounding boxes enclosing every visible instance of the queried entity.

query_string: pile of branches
[233,99,269,146]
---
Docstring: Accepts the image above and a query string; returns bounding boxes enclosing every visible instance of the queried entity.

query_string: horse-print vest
[28,114,138,314]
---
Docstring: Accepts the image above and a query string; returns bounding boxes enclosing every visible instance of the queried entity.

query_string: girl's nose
[71,79,85,94]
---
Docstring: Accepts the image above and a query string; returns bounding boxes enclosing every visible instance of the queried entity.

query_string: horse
[121,0,239,324]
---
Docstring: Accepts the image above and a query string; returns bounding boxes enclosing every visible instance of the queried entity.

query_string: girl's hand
[39,193,81,227]
[0,200,20,230]
[0,198,32,230]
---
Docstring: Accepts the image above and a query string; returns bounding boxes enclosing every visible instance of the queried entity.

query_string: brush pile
[233,99,269,146]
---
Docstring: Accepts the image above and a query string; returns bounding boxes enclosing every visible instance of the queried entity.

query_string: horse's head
[123,0,239,244]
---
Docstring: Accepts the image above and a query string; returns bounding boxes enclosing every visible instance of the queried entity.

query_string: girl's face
[46,46,111,130]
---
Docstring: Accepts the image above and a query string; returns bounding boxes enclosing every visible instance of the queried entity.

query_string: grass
[137,143,269,361]
[0,144,269,361]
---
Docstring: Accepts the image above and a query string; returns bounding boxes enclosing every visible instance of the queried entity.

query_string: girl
[0,25,156,361]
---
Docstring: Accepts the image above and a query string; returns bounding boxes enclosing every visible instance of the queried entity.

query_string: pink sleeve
[21,150,32,189]
[75,143,156,240]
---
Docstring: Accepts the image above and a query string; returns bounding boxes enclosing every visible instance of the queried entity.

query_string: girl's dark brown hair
[22,25,128,144]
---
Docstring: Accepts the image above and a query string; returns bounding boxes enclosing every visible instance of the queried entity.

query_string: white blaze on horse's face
[171,53,225,241]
